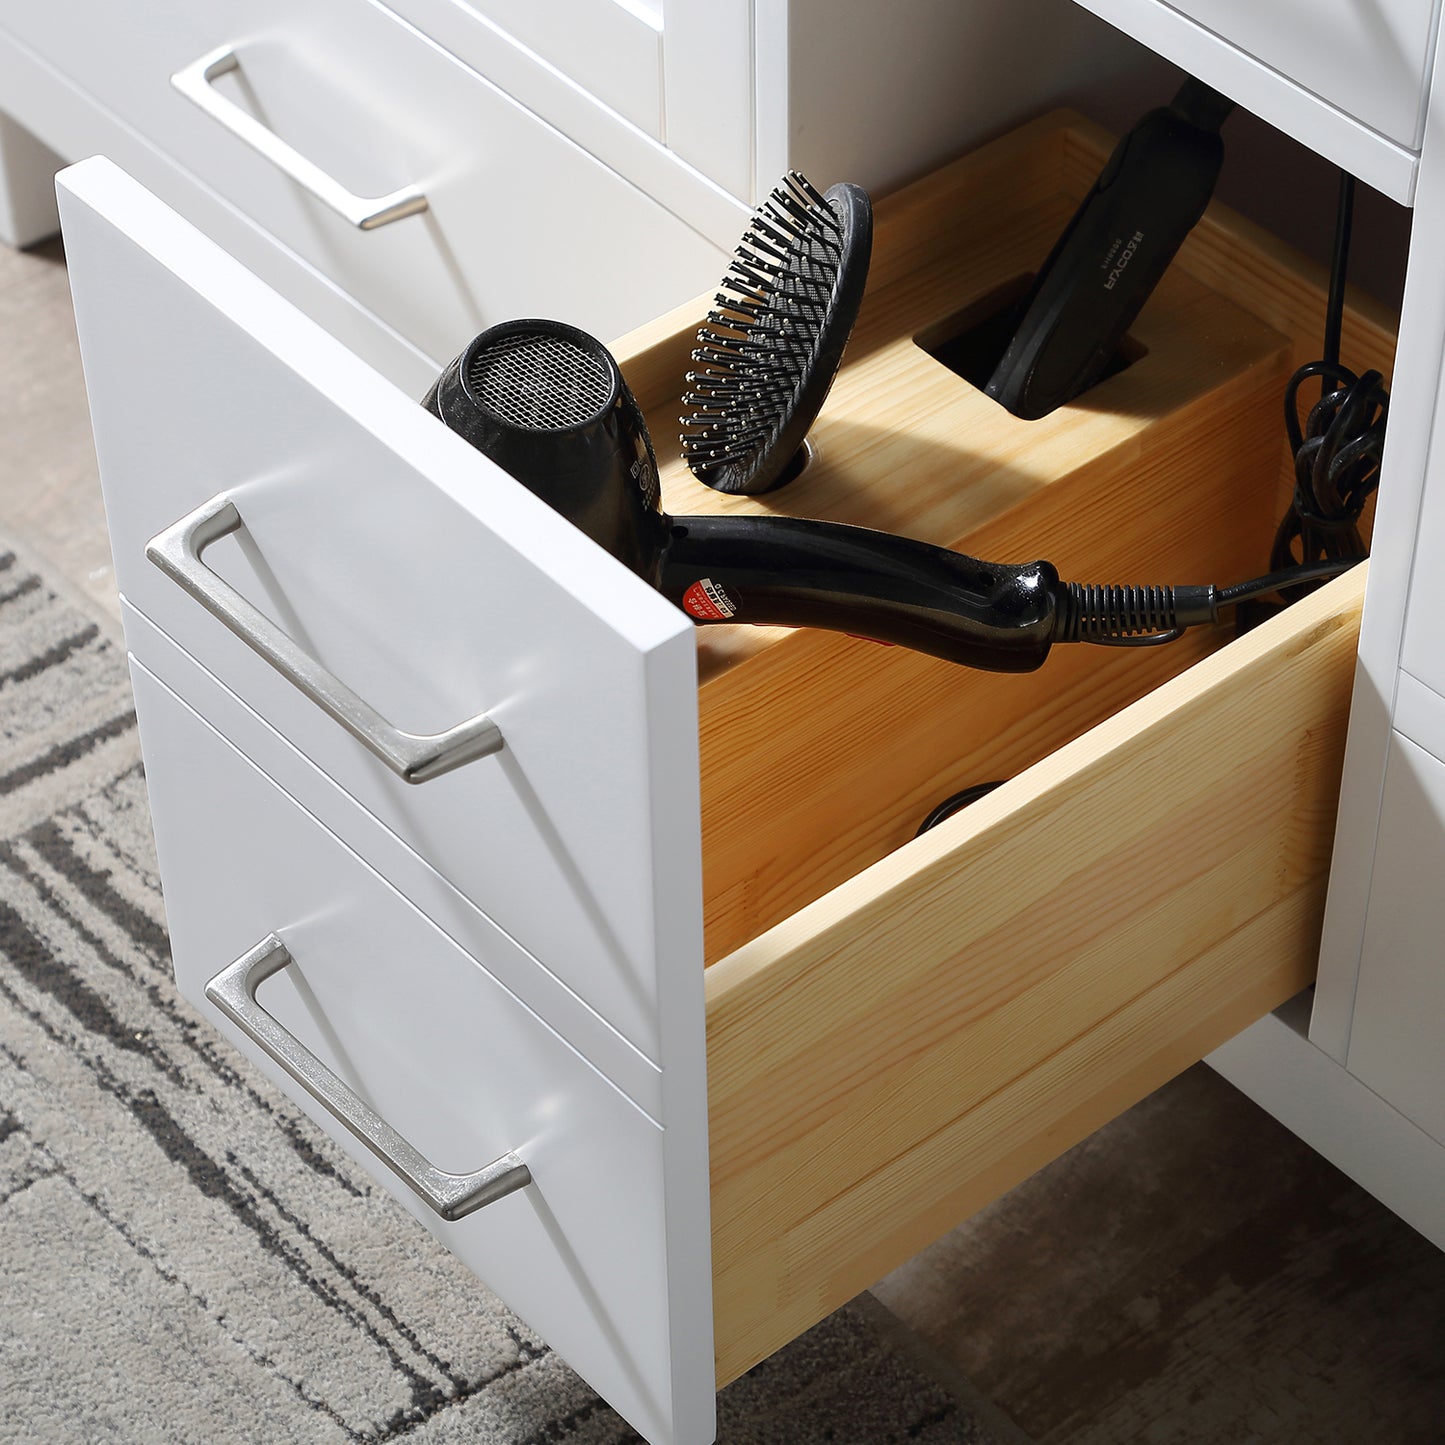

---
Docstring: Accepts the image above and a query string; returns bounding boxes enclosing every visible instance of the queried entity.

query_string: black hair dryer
[424,320,1197,672]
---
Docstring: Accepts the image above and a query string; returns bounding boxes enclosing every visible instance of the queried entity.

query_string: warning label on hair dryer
[682,578,737,621]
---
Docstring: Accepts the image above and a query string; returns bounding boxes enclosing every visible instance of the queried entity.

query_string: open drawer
[59,111,1396,1445]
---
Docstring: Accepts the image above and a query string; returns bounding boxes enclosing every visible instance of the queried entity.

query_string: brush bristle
[680,171,848,491]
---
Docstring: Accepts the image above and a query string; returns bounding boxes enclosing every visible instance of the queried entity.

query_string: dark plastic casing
[984,85,1230,420]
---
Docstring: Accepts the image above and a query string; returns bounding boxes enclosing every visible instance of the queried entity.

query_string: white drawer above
[1163,0,1439,149]
[9,0,726,361]
[1070,0,1437,200]
[417,0,666,139]
[381,0,756,207]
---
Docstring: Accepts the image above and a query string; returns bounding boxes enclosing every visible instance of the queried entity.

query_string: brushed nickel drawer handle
[208,934,532,1222]
[147,493,504,784]
[171,46,429,231]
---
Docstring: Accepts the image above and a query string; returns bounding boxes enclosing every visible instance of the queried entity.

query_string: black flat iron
[985,77,1234,420]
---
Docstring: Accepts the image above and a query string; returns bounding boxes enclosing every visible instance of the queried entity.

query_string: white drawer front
[61,156,704,1075]
[9,0,725,360]
[412,0,665,139]
[1157,0,1437,148]
[129,657,712,1445]
[1068,0,1430,198]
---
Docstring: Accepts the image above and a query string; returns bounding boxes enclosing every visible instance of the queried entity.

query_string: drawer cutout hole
[915,274,1147,409]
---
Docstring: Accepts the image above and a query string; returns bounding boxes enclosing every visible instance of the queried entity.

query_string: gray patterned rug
[0,537,1018,1445]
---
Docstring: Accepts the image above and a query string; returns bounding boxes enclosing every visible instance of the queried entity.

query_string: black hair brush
[680,171,872,495]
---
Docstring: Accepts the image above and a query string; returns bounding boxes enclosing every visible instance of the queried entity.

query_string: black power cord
[1230,174,1386,629]
[914,780,1007,836]
[1063,166,1385,647]
[921,166,1388,828]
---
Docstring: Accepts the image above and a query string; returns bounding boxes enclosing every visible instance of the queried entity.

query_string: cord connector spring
[1054,582,1218,646]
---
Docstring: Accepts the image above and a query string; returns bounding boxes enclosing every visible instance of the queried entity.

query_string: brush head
[680,172,872,495]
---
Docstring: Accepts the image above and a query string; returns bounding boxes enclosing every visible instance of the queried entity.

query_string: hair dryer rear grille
[465,329,614,430]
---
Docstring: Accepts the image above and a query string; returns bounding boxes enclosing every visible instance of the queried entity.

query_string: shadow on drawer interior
[914,272,1147,401]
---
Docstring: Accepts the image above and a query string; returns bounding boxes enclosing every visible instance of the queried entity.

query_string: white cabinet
[1070,0,1439,200]
[15,0,1445,1437]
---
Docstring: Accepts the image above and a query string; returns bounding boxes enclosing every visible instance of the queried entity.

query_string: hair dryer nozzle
[424,319,669,582]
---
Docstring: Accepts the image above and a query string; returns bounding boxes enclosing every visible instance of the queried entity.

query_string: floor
[6,230,1445,1445]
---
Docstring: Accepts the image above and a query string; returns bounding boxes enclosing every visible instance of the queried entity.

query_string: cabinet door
[1346,729,1445,1147]
[57,155,714,1445]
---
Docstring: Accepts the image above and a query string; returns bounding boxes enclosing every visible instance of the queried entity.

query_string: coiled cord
[1271,361,1387,583]
[923,171,1386,830]
[1059,169,1384,646]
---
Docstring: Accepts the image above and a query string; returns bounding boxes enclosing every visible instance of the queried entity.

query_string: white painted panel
[1313,28,1445,1062]
[1396,669,1445,763]
[1070,0,1421,203]
[122,598,666,1121]
[662,0,754,202]
[1345,731,1445,1147]
[59,155,701,1075]
[8,0,725,361]
[1152,0,1439,148]
[1401,455,1445,696]
[0,19,437,393]
[393,0,665,138]
[286,0,751,241]
[129,659,713,1445]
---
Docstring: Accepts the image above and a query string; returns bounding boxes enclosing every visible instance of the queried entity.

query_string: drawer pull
[171,46,429,231]
[147,494,504,783]
[208,934,532,1222]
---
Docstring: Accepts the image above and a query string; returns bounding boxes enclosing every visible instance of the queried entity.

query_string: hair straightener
[984,77,1235,419]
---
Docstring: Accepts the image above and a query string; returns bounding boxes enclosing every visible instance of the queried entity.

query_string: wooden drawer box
[622,111,1394,1385]
[59,111,1396,1444]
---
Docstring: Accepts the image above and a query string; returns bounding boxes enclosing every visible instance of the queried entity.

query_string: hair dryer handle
[659,513,1062,672]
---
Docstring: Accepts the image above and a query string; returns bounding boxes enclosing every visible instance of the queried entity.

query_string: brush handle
[659,514,1061,672]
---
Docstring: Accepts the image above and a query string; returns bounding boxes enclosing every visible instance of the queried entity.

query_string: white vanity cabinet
[14,0,1445,1440]
[57,113,1380,1439]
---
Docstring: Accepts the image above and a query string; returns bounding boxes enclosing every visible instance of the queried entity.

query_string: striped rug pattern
[0,540,1002,1444]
